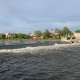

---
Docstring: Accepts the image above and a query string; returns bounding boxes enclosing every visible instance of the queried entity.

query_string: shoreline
[0,38,61,42]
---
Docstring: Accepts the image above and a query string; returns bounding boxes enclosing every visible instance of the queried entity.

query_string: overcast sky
[0,0,80,33]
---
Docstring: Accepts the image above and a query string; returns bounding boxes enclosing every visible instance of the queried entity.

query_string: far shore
[0,38,61,42]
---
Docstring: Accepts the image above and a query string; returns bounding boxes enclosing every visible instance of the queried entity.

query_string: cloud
[0,0,80,33]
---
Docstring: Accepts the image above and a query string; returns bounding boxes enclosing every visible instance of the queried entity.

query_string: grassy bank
[37,38,60,42]
[0,39,28,42]
[0,38,60,42]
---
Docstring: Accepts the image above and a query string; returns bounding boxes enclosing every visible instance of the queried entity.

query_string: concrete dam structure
[61,33,80,43]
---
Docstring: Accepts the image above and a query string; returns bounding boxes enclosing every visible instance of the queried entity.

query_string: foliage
[34,30,42,38]
[14,34,18,38]
[43,29,50,38]
[12,33,30,39]
[75,30,80,33]
[0,27,75,40]
[58,30,64,36]
[0,33,5,39]
[63,26,73,36]
[55,26,73,36]
[18,33,25,39]
[2,34,5,38]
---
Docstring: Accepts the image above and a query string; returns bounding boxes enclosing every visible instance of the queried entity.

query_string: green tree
[55,27,73,36]
[34,30,42,38]
[0,33,5,39]
[2,34,5,38]
[43,29,50,38]
[18,33,24,39]
[14,34,18,38]
[26,35,30,39]
[75,30,80,33]
[58,30,64,36]
[27,33,31,39]
[22,34,29,39]
[63,26,73,36]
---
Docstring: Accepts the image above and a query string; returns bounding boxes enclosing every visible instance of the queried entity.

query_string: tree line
[0,26,80,39]
[55,26,73,36]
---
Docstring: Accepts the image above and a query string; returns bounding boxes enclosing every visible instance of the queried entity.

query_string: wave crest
[0,43,80,54]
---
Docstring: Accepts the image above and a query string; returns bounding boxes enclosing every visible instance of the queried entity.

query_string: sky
[0,0,80,33]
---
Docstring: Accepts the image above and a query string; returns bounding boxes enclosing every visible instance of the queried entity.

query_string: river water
[0,42,80,80]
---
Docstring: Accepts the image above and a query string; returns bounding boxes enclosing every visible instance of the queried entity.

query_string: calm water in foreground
[0,43,80,80]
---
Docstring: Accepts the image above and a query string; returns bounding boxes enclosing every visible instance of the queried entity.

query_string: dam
[61,33,80,43]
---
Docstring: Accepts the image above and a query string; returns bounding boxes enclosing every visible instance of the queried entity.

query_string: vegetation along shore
[0,26,80,42]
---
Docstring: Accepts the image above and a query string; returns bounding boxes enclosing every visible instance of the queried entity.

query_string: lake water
[0,43,80,80]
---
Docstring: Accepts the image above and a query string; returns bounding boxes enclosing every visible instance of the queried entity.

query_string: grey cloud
[0,0,80,33]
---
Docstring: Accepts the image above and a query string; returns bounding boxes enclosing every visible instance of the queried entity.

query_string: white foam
[0,43,80,54]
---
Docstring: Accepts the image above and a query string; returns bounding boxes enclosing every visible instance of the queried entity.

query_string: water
[0,41,61,46]
[0,41,61,49]
[0,41,37,46]
[0,43,80,80]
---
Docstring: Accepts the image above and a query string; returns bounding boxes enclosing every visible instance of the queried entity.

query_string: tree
[34,30,42,38]
[26,35,30,39]
[55,27,73,36]
[58,30,64,36]
[2,34,5,38]
[0,33,5,39]
[22,34,29,39]
[14,34,18,38]
[18,33,24,39]
[55,28,60,33]
[63,26,73,36]
[75,30,80,33]
[43,29,50,38]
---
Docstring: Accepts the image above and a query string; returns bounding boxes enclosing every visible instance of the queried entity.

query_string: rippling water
[0,43,80,80]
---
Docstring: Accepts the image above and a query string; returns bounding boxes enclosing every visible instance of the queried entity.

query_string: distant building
[61,33,80,43]
[74,33,80,38]
[29,33,37,40]
[40,36,44,39]
[49,33,60,39]
[61,36,76,43]
[5,33,13,39]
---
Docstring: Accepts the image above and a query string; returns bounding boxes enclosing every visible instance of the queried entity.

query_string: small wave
[0,43,80,54]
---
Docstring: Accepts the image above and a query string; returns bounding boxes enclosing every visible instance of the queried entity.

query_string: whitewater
[0,43,80,54]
